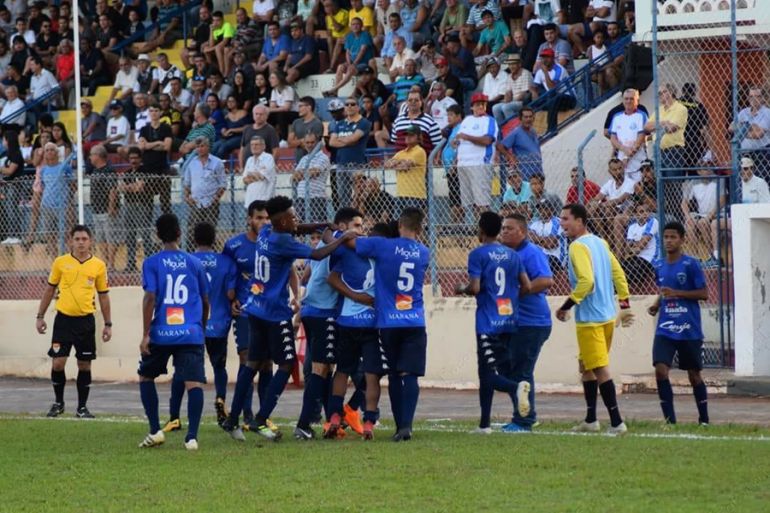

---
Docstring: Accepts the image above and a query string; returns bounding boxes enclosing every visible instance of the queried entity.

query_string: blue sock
[479,376,494,429]
[693,382,709,424]
[298,373,324,428]
[388,374,403,430]
[229,365,257,424]
[213,366,227,401]
[258,368,273,405]
[139,381,160,433]
[256,369,290,422]
[657,378,676,424]
[328,394,345,418]
[186,387,203,442]
[169,375,185,420]
[400,374,420,430]
[364,410,377,423]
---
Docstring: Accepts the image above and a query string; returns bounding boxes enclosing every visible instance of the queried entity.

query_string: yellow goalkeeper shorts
[576,321,615,371]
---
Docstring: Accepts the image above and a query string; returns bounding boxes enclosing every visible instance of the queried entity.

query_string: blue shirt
[289,35,316,66]
[41,163,73,209]
[442,124,460,168]
[655,254,706,341]
[344,31,374,63]
[468,243,523,335]
[193,251,237,338]
[356,236,429,328]
[262,34,290,61]
[222,232,257,315]
[332,116,371,165]
[502,126,542,179]
[301,237,341,318]
[332,244,376,328]
[450,47,477,82]
[515,240,552,327]
[393,74,425,102]
[243,225,313,321]
[142,250,209,345]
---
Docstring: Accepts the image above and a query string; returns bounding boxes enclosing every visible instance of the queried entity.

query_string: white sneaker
[606,422,628,436]
[516,381,531,418]
[229,427,246,442]
[469,426,493,435]
[138,430,165,448]
[1,237,21,245]
[571,420,601,433]
[184,438,199,450]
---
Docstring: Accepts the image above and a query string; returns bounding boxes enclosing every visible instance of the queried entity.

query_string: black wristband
[104,322,113,327]
[36,314,44,319]
[560,297,576,311]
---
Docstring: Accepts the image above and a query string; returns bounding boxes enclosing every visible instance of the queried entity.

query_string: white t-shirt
[270,86,297,112]
[155,65,183,93]
[428,96,457,130]
[106,115,130,145]
[30,68,58,100]
[482,71,513,101]
[114,66,140,92]
[685,179,718,216]
[741,174,770,204]
[390,48,417,71]
[253,0,275,17]
[170,89,193,109]
[600,176,635,202]
[0,97,25,126]
[533,64,571,94]
[243,151,277,206]
[590,0,616,22]
[626,217,659,263]
[528,216,564,260]
[456,114,499,167]
[609,109,648,182]
[530,0,562,26]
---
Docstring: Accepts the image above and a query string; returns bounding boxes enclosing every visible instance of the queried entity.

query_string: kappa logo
[285,354,294,360]
[481,341,491,348]
[326,343,334,349]
[283,336,292,343]
[484,349,493,356]
[284,345,293,352]
[326,317,334,322]
[383,363,389,370]
[326,325,335,332]
[282,328,290,334]
[326,334,335,340]
[280,320,289,326]
[326,352,334,359]
[488,357,496,363]
[480,335,488,340]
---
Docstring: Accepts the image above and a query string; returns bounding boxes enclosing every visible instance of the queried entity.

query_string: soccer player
[295,207,366,440]
[500,213,554,432]
[221,196,355,440]
[647,221,710,426]
[163,222,237,431]
[455,212,531,434]
[222,200,270,428]
[557,203,633,436]
[36,225,112,419]
[324,221,391,440]
[138,214,209,450]
[352,207,430,441]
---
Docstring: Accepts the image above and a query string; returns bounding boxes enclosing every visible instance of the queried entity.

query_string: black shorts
[205,336,228,369]
[446,169,461,207]
[48,313,96,361]
[653,335,704,371]
[293,59,319,79]
[476,333,511,377]
[337,325,388,376]
[380,327,427,376]
[137,344,207,383]
[247,315,297,366]
[302,316,337,365]
[233,315,250,353]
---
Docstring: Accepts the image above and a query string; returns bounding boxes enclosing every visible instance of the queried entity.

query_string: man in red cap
[530,47,575,134]
[453,92,499,217]
[434,55,463,106]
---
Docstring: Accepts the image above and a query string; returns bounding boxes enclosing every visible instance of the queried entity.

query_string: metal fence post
[576,129,596,203]
[229,155,236,232]
[427,141,445,297]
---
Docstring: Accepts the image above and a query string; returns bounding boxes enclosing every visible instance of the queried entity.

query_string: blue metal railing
[0,85,62,126]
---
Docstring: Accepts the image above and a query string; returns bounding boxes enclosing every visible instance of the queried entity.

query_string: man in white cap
[480,57,511,112]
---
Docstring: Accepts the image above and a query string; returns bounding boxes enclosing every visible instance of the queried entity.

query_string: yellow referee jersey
[48,254,109,316]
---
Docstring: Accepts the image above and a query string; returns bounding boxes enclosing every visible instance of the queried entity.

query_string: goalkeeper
[556,203,633,436]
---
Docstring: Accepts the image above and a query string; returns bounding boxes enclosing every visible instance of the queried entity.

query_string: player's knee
[654,363,669,380]
[687,369,703,387]
[260,361,273,372]
[51,358,66,371]
[245,360,259,370]
[312,362,330,377]
[278,363,293,373]
[77,360,92,371]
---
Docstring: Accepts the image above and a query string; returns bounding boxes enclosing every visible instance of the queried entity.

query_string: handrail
[427,139,445,297]
[0,85,62,125]
[112,0,203,52]
[576,129,596,203]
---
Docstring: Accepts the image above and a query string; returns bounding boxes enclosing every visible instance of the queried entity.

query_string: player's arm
[289,265,301,311]
[455,277,480,296]
[141,291,155,355]
[606,242,630,301]
[647,295,661,316]
[309,231,355,260]
[528,275,554,294]
[518,271,531,297]
[660,286,708,301]
[35,284,57,334]
[297,223,332,235]
[97,290,112,342]
[328,270,374,306]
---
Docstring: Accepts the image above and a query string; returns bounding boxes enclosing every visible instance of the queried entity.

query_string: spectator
[104,101,131,155]
[603,94,649,139]
[324,16,376,97]
[187,76,210,120]
[0,84,25,131]
[596,21,626,92]
[536,22,573,73]
[500,107,542,180]
[620,201,658,282]
[119,146,156,272]
[285,21,318,85]
[0,7,13,35]
[425,81,457,130]
[501,168,532,215]
[153,53,183,95]
[132,0,181,54]
[212,96,250,158]
[463,0,501,43]
[361,94,382,144]
[14,16,36,46]
[510,29,529,69]
[587,157,635,248]
[33,17,59,68]
[567,0,616,57]
[158,93,183,144]
[108,56,139,110]
[288,96,324,161]
[528,173,562,218]
[391,59,425,105]
[375,0,399,45]
[231,70,255,112]
[167,77,193,121]
[181,4,211,69]
[444,33,477,92]
[682,164,721,259]
[586,28,609,92]
[208,70,233,103]
[0,129,25,245]
[51,122,73,163]
[229,49,256,86]
[480,57,512,111]
[400,0,430,47]
[325,98,346,166]
[438,0,467,46]
[10,36,34,76]
[388,34,416,81]
[734,86,770,181]
[138,104,173,214]
[531,47,575,134]
[324,0,350,72]
[382,12,412,70]
[202,11,235,74]
[385,124,427,210]
[609,88,648,183]
[179,103,216,160]
[207,94,226,140]
[0,40,11,80]
[528,196,565,271]
[378,90,441,152]
[267,70,298,141]
[94,13,120,67]
[442,103,463,223]
[243,135,277,206]
[349,0,376,35]
[416,39,440,82]
[87,145,119,269]
[26,54,57,111]
[38,142,73,255]
[135,54,156,94]
[566,166,602,204]
[186,53,214,83]
[182,137,227,248]
[252,0,275,35]
[354,66,389,108]
[473,9,511,61]
[329,97,371,207]
[54,39,75,108]
[81,99,107,154]
[256,21,290,75]
[455,92,499,216]
[680,82,710,169]
[240,104,280,170]
[644,82,688,172]
[353,173,396,223]
[434,55,463,106]
[631,159,657,213]
[490,54,532,127]
[294,132,330,221]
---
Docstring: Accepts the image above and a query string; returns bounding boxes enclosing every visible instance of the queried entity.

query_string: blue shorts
[137,344,207,383]
[233,315,250,353]
[337,325,388,376]
[205,336,228,369]
[247,315,297,366]
[380,327,426,376]
[653,335,703,371]
[302,316,336,365]
[476,333,511,378]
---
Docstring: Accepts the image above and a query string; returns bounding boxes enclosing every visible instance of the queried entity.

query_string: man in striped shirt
[293,133,330,222]
[376,90,441,152]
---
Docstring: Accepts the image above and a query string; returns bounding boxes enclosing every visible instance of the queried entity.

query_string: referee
[36,225,112,418]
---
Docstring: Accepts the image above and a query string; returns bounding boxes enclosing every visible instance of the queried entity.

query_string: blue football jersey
[142,250,209,345]
[193,251,237,338]
[468,243,523,335]
[222,233,257,315]
[655,254,706,340]
[243,225,313,321]
[356,236,429,328]
[332,244,376,328]
[301,234,341,318]
[515,240,553,327]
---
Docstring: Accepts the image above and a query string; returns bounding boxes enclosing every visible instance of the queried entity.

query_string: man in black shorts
[138,104,173,214]
[285,21,318,84]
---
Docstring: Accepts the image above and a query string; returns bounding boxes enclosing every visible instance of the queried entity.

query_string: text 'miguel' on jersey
[142,250,208,345]
[222,233,256,314]
[468,243,523,335]
[243,225,312,321]
[356,236,429,328]
[655,254,706,340]
[193,251,237,338]
[332,244,376,328]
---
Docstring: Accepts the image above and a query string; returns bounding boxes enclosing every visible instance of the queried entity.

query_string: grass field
[1,416,769,513]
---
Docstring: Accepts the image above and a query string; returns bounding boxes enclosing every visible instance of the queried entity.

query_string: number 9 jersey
[142,250,209,345]
[468,243,524,335]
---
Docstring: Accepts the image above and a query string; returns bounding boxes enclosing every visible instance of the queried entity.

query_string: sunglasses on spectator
[345,102,357,106]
